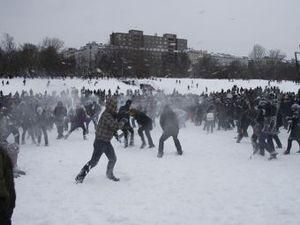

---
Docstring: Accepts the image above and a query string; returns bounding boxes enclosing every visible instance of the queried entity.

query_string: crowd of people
[1,79,300,224]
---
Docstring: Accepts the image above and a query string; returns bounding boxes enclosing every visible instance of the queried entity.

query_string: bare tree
[268,49,286,61]
[1,33,16,53]
[41,37,64,52]
[249,44,266,61]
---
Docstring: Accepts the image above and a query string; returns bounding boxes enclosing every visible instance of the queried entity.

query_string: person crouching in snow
[157,105,182,158]
[75,97,127,183]
[129,108,155,149]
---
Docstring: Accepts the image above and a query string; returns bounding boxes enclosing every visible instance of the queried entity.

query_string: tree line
[192,44,299,80]
[0,34,75,78]
[0,33,298,80]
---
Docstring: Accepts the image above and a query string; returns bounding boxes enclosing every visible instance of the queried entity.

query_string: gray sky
[0,0,299,58]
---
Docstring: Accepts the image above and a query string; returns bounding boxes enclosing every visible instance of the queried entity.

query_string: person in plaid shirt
[75,97,126,183]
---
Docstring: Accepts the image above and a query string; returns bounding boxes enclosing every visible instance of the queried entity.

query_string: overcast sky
[0,0,299,58]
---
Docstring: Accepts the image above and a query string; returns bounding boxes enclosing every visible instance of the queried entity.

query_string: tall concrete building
[110,30,188,75]
[62,30,188,76]
[62,42,108,74]
[110,30,187,60]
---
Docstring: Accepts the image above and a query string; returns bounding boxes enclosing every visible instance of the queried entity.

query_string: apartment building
[110,30,188,60]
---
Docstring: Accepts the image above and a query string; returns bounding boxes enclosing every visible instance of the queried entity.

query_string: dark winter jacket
[85,102,101,118]
[36,106,48,127]
[73,106,88,124]
[0,147,16,218]
[118,100,131,127]
[287,115,300,139]
[131,110,153,130]
[53,103,67,122]
[0,115,10,142]
[96,98,121,142]
[160,105,179,135]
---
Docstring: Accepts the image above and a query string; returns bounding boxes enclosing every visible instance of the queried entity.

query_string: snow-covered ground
[1,77,299,95]
[3,78,300,225]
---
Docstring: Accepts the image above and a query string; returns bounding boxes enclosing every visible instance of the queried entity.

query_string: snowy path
[13,122,300,225]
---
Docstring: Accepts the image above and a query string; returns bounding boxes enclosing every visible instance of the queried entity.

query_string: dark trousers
[69,122,86,137]
[55,120,64,138]
[122,126,134,146]
[272,134,282,148]
[37,126,48,145]
[258,133,276,155]
[236,120,250,142]
[205,121,214,133]
[0,199,12,225]
[158,130,182,154]
[251,133,260,154]
[138,126,154,146]
[286,137,300,153]
[80,139,117,178]
[21,124,35,144]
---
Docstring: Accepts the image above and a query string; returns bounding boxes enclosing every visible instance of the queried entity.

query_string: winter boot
[129,135,134,146]
[57,134,63,140]
[283,150,290,155]
[64,133,70,140]
[129,140,134,146]
[107,175,120,182]
[124,138,128,148]
[259,148,265,156]
[268,152,278,160]
[149,144,155,148]
[140,142,146,149]
[106,159,119,181]
[157,152,163,158]
[75,170,87,184]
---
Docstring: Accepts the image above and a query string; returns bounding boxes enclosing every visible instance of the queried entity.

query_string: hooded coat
[118,100,131,125]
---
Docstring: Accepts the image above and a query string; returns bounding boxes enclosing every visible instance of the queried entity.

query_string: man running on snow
[75,97,127,183]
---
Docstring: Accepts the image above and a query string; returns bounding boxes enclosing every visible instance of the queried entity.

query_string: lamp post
[89,44,92,75]
[295,45,300,76]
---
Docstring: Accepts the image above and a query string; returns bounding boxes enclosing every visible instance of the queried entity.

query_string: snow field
[13,121,300,225]
[2,77,300,225]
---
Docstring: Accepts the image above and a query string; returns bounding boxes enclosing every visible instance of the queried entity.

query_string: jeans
[158,129,182,154]
[138,127,154,147]
[79,139,117,179]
